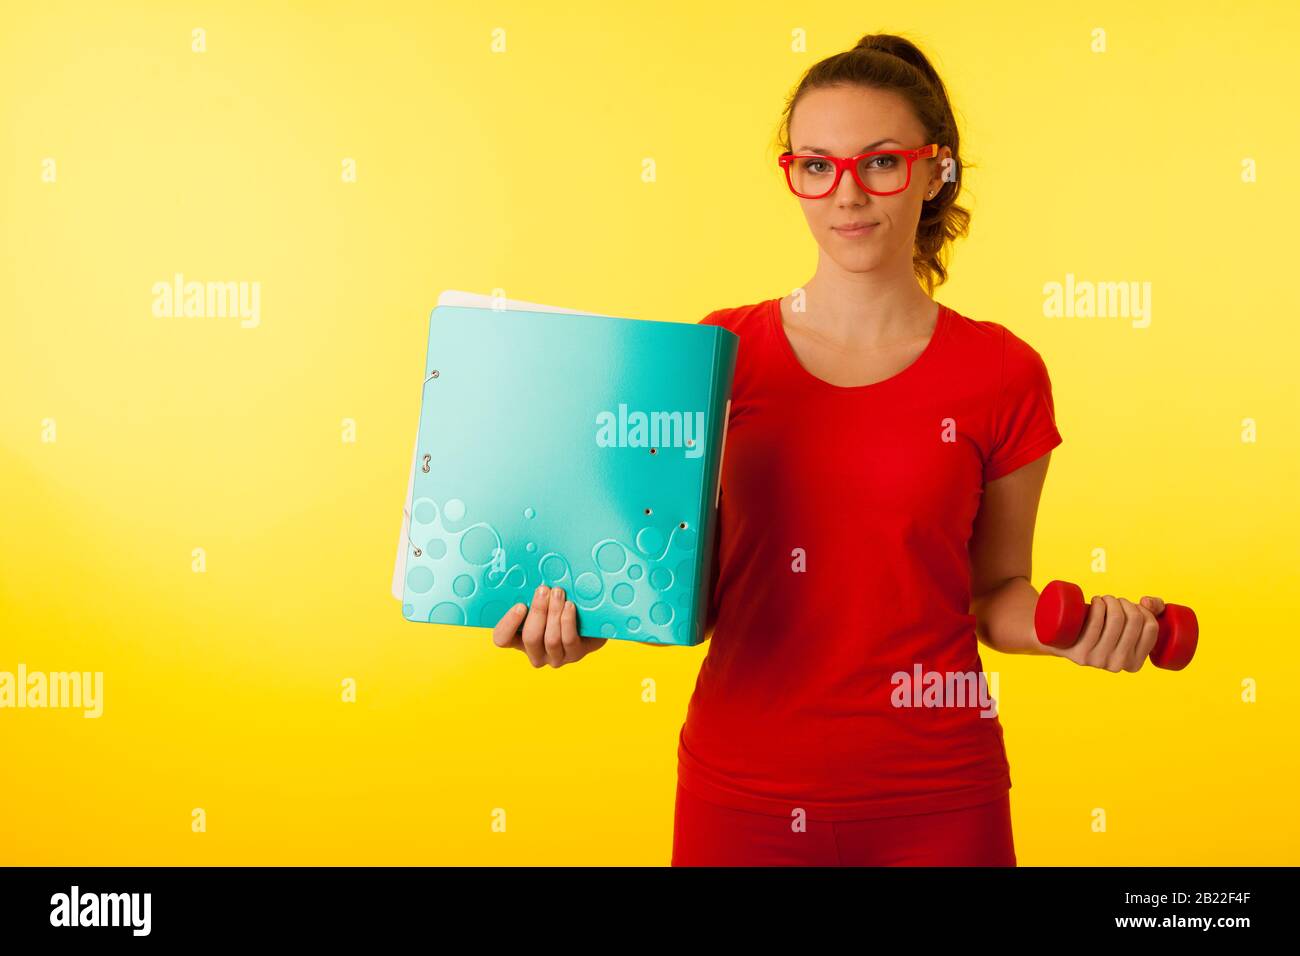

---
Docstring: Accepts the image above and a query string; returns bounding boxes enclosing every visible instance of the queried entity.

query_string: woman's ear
[931,146,955,194]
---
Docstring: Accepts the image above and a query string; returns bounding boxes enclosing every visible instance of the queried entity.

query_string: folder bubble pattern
[401,492,700,643]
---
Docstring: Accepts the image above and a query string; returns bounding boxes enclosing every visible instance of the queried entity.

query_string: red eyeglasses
[778,144,940,198]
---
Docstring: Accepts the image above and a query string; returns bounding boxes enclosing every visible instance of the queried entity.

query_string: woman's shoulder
[944,303,1049,370]
[697,297,778,334]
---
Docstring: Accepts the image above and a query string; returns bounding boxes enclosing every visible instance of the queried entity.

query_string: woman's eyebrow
[795,138,902,154]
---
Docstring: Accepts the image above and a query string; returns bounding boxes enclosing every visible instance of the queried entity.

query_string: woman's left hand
[1045,594,1165,672]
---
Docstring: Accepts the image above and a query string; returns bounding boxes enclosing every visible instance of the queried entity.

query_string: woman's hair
[775,32,973,295]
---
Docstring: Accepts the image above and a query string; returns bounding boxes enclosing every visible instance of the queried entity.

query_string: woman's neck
[790,272,936,349]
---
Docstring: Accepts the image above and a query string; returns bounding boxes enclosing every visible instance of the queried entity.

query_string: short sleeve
[983,327,1063,481]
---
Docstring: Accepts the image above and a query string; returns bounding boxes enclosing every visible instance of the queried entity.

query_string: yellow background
[2,0,1297,865]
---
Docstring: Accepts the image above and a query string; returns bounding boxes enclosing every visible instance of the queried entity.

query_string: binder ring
[422,454,431,473]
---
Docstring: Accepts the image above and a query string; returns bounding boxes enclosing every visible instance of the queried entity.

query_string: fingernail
[566,600,574,611]
[514,603,526,614]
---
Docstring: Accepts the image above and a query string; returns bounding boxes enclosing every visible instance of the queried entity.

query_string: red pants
[671,782,1017,866]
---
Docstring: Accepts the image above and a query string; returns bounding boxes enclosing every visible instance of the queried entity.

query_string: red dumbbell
[1034,580,1198,671]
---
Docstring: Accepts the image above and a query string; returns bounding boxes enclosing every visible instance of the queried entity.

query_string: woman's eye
[802,159,830,174]
[866,154,899,169]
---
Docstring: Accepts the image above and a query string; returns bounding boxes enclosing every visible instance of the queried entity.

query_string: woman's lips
[833,222,879,238]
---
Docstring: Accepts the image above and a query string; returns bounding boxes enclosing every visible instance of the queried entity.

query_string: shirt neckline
[767,295,950,394]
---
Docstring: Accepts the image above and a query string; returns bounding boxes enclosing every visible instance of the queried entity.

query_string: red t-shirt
[677,296,1064,820]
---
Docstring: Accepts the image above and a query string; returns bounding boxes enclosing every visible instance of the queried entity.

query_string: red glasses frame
[778,144,940,198]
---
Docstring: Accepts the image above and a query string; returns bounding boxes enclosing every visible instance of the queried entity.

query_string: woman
[491,32,1169,866]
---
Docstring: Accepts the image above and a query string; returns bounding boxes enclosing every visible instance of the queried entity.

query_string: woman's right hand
[491,584,609,668]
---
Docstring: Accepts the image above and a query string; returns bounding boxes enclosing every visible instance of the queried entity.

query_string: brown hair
[775,32,974,295]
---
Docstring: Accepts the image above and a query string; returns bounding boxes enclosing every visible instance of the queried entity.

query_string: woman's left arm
[967,452,1166,671]
[968,453,1053,656]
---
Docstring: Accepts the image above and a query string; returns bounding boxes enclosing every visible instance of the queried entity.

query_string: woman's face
[786,84,951,277]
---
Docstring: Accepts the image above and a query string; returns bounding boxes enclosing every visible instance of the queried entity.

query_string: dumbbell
[1033,580,1198,671]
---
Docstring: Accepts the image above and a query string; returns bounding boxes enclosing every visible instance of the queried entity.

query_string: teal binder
[395,291,737,646]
